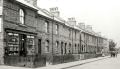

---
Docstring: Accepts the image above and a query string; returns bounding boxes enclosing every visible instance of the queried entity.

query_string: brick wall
[0,0,4,65]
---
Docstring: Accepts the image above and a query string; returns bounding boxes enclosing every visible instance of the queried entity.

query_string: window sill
[45,52,50,54]
[18,23,27,27]
[45,32,50,35]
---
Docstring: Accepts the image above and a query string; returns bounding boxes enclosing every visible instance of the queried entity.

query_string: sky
[37,0,120,48]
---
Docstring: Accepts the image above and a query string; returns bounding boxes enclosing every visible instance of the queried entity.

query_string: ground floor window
[61,42,63,55]
[26,35,35,55]
[78,44,80,53]
[64,43,67,54]
[56,41,59,53]
[75,44,77,54]
[6,32,19,55]
[45,40,49,53]
[5,31,35,56]
[69,43,71,54]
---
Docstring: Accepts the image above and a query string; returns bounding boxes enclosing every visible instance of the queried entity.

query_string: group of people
[110,51,118,57]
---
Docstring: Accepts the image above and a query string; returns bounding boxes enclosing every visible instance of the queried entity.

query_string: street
[65,55,120,69]
[1,55,120,69]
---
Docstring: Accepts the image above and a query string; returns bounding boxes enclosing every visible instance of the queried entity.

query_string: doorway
[38,39,42,54]
[19,34,27,57]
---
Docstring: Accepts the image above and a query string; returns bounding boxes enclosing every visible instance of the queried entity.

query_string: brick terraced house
[0,0,109,68]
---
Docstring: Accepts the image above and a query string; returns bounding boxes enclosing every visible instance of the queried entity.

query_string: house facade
[0,0,109,68]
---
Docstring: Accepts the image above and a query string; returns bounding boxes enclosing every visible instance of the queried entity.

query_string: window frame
[55,41,59,54]
[6,32,20,56]
[45,40,49,53]
[69,29,71,38]
[45,21,49,33]
[55,24,59,34]
[19,9,25,24]
[75,31,77,40]
[69,43,71,53]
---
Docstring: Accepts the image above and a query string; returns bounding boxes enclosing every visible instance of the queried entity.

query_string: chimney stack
[24,0,37,6]
[67,17,76,26]
[97,32,101,36]
[78,23,85,29]
[50,7,60,17]
[86,25,92,31]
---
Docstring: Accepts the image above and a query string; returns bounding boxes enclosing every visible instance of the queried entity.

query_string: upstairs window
[45,21,49,33]
[55,24,59,34]
[75,31,77,40]
[19,9,25,24]
[69,29,71,38]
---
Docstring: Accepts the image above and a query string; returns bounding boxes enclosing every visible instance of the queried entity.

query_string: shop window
[45,40,49,53]
[27,35,35,46]
[6,32,19,56]
[19,9,25,24]
[27,35,35,55]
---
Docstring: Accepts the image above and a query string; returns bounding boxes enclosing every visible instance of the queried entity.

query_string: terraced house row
[0,0,109,68]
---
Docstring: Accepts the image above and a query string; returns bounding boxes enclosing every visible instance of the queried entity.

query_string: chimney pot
[24,0,37,6]
[78,23,85,29]
[50,7,60,17]
[86,25,92,31]
[67,17,76,26]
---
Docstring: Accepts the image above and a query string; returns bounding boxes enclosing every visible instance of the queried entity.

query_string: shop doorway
[19,34,27,57]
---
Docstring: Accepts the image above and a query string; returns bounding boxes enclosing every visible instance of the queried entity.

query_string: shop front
[4,29,46,67]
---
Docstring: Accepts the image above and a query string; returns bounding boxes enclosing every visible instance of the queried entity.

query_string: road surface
[65,55,120,69]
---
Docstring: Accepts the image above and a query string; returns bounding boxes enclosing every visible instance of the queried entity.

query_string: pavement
[0,56,110,69]
[66,54,120,69]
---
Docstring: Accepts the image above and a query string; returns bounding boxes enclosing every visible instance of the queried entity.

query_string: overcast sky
[37,0,120,47]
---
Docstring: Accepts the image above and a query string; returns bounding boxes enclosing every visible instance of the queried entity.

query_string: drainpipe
[79,30,82,54]
[52,16,54,56]
[72,29,74,54]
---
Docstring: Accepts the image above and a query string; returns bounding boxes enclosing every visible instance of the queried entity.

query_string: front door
[19,34,27,57]
[38,39,42,54]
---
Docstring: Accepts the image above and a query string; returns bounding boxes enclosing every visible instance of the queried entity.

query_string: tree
[109,39,116,51]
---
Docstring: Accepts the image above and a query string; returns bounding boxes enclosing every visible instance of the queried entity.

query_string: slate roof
[16,0,38,10]
[15,0,104,38]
